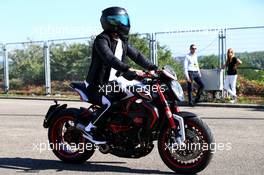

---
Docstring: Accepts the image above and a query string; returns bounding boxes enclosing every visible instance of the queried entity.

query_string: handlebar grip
[115,71,122,77]
[123,71,137,80]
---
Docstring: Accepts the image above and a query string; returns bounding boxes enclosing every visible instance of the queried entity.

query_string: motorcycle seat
[69,82,90,102]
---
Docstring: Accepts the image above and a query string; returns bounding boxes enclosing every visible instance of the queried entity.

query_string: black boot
[83,122,106,144]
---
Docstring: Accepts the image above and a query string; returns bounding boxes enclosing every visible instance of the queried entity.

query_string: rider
[84,7,157,144]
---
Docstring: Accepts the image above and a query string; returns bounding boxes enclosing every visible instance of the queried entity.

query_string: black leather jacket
[86,31,156,86]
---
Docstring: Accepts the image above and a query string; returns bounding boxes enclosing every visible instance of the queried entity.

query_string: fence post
[219,29,226,68]
[153,33,158,66]
[150,33,158,66]
[3,44,9,93]
[218,29,226,98]
[148,33,153,63]
[43,42,51,95]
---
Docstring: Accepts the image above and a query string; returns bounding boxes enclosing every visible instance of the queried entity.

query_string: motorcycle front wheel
[158,117,214,174]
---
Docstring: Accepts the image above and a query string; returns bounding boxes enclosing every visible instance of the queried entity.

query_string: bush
[9,79,24,89]
[51,80,72,93]
[237,76,264,96]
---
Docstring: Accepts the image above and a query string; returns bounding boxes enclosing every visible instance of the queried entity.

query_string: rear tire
[48,108,95,164]
[158,117,214,174]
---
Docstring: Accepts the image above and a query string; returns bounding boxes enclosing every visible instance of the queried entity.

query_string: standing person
[222,48,242,103]
[83,7,157,144]
[184,44,204,106]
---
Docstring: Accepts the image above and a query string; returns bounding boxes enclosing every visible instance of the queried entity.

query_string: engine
[106,112,145,148]
[105,97,159,148]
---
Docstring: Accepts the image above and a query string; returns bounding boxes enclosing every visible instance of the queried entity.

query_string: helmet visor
[106,15,129,26]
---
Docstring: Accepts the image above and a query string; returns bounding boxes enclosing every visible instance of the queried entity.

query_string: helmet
[100,7,130,39]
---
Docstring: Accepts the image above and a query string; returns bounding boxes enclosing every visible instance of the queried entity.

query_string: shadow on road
[0,157,177,174]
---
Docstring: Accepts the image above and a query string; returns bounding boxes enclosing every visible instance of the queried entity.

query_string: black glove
[122,70,137,81]
[115,70,122,77]
[148,64,158,71]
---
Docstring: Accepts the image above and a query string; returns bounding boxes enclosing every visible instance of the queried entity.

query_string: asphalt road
[0,99,263,175]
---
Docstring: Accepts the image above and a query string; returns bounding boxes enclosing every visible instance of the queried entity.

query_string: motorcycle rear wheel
[48,109,95,164]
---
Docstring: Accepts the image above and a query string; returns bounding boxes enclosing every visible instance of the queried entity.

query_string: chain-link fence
[48,38,92,95]
[156,28,263,65]
[155,26,264,100]
[1,26,263,96]
[226,27,264,53]
[0,37,93,95]
[2,42,45,95]
[156,29,220,58]
[0,47,3,83]
[0,33,153,95]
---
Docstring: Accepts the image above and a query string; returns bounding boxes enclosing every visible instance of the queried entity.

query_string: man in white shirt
[184,44,204,106]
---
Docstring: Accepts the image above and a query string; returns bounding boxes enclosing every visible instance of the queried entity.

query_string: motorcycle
[43,65,214,174]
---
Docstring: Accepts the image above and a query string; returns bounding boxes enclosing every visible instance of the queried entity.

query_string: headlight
[170,80,185,102]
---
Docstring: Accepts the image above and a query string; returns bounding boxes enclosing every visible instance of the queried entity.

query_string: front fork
[157,84,186,145]
[172,114,186,145]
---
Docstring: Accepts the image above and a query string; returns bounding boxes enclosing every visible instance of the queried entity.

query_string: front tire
[158,117,214,174]
[48,109,95,164]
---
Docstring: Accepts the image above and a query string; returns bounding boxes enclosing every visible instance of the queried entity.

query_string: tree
[199,55,219,69]
[235,51,264,83]
[125,34,150,69]
[157,45,184,79]
[50,42,92,81]
[9,44,44,85]
[8,41,93,86]
[127,34,184,79]
[0,64,3,82]
[237,51,264,70]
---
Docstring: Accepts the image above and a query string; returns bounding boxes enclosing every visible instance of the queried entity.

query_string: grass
[237,96,264,105]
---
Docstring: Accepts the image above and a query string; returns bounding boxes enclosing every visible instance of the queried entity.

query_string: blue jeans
[187,71,204,103]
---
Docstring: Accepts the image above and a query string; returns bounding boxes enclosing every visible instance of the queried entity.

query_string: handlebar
[116,69,160,81]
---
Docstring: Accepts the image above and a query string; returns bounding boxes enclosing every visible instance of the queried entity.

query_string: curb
[0,96,79,102]
[179,102,264,109]
[0,96,263,109]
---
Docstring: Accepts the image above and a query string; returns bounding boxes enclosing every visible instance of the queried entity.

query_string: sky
[0,0,263,55]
